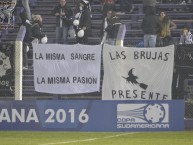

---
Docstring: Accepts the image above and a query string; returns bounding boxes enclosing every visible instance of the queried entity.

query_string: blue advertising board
[0,100,184,131]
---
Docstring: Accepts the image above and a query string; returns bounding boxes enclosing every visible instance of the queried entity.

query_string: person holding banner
[31,15,47,44]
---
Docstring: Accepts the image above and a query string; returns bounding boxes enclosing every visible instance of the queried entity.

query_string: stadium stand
[0,0,193,100]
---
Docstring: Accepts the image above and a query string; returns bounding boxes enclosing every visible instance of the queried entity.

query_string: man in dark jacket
[141,8,162,47]
[73,0,91,44]
[53,0,73,44]
[101,10,121,45]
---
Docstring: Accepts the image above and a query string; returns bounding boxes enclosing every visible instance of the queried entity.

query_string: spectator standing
[159,11,176,46]
[179,26,193,44]
[141,8,162,47]
[73,0,91,44]
[101,10,122,45]
[53,0,73,44]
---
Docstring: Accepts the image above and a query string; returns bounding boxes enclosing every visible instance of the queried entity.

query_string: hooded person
[73,0,91,44]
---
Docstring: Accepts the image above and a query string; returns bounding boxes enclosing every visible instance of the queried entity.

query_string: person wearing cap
[53,0,73,44]
[73,0,91,44]
[179,26,193,44]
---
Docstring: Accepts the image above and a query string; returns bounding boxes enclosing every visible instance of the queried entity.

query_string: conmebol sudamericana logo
[117,103,169,124]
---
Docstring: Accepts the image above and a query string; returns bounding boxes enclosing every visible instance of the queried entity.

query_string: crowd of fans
[50,0,193,46]
[0,0,193,65]
[0,0,192,99]
[0,0,193,46]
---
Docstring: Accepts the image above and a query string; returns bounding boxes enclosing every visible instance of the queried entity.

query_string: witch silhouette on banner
[122,68,148,90]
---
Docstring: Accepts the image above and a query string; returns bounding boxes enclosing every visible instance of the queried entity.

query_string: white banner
[102,44,174,100]
[33,44,101,94]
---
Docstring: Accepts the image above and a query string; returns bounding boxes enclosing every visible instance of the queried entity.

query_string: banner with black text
[33,44,101,94]
[102,44,174,100]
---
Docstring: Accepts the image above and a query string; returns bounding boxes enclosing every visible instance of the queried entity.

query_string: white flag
[102,44,174,100]
[33,44,101,94]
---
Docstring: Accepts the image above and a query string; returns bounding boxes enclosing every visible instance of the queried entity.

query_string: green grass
[0,131,193,145]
